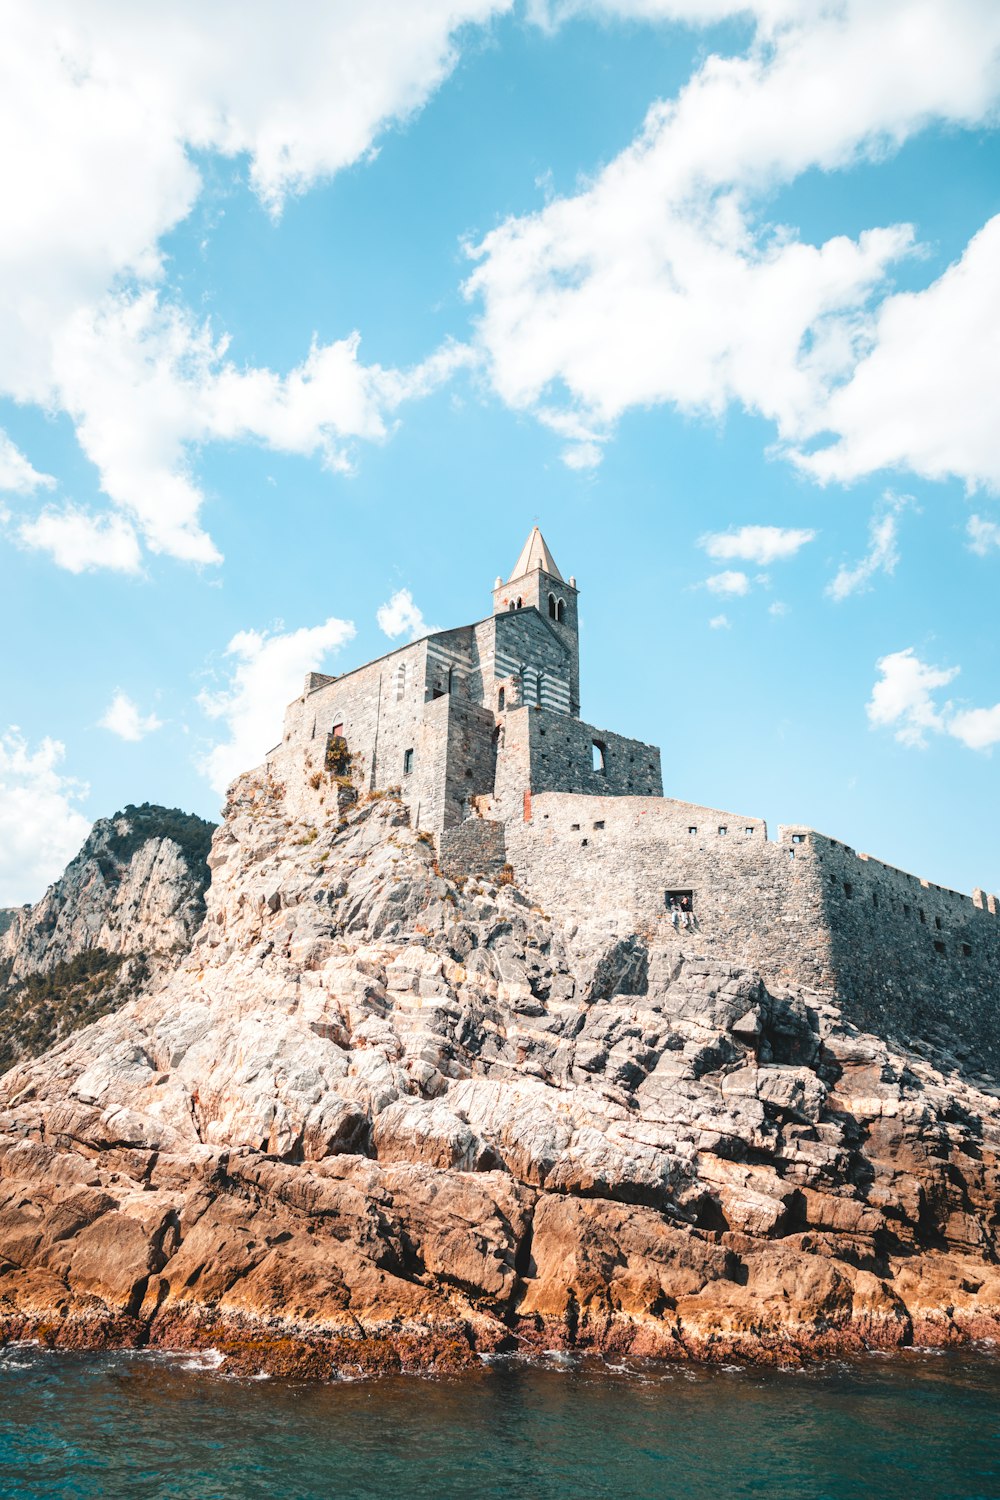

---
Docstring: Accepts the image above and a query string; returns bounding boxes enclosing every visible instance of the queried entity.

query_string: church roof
[508,525,564,583]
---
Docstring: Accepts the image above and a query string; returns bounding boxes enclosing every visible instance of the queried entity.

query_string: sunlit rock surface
[0,772,998,1378]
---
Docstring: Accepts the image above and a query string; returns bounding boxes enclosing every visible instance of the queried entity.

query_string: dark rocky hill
[0,804,214,1072]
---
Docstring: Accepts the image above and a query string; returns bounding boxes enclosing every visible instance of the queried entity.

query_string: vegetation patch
[0,948,149,1074]
[101,803,216,887]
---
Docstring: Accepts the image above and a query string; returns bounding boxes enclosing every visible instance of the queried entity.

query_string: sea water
[0,1344,998,1499]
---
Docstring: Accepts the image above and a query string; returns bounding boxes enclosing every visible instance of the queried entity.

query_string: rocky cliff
[0,804,214,1072]
[0,771,998,1378]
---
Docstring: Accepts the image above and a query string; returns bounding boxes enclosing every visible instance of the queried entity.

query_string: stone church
[271,527,1000,1072]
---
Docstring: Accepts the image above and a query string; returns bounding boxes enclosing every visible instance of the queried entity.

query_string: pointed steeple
[508,525,564,583]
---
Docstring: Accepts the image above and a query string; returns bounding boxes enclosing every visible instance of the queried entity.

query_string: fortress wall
[506,796,1000,1074]
[407,693,451,831]
[492,706,533,823]
[277,639,434,825]
[529,712,663,799]
[805,833,1000,1072]
[440,698,498,828]
[492,708,663,808]
[437,820,507,880]
[492,708,665,830]
[504,792,831,987]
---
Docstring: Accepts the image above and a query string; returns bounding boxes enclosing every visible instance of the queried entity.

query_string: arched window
[516,597,523,609]
[548,593,557,619]
[498,686,506,711]
[508,600,516,611]
[592,740,606,774]
[556,599,565,623]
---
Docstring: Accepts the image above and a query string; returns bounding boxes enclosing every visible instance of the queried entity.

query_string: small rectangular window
[744,827,754,836]
[919,909,926,923]
[403,748,414,775]
[718,826,728,836]
[570,823,580,831]
[844,882,853,898]
[688,826,698,835]
[594,820,605,830]
[332,722,343,738]
[934,940,945,956]
[934,915,942,930]
[791,833,806,845]
[903,904,911,917]
[962,942,972,957]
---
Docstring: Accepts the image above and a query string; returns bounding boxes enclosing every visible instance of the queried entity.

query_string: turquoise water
[1,1346,999,1499]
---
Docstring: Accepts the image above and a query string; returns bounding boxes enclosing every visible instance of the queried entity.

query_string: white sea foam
[174,1348,227,1373]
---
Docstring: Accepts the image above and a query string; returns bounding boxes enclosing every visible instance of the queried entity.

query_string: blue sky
[0,0,998,905]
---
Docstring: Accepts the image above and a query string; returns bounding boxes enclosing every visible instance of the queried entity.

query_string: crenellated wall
[503,792,1000,1074]
[807,833,1000,1069]
[503,791,829,985]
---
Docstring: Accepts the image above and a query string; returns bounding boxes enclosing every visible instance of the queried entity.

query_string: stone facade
[272,526,660,834]
[267,527,1000,1072]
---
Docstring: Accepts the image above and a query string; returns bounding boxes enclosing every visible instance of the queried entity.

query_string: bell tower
[492,526,580,716]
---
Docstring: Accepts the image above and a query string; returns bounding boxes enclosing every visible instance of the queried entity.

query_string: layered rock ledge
[1,771,998,1378]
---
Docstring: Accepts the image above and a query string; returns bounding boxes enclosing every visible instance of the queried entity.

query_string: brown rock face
[0,770,998,1378]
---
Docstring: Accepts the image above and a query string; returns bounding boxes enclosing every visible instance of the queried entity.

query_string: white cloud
[99,691,163,742]
[796,217,1000,492]
[0,730,91,905]
[700,524,816,565]
[768,600,789,617]
[826,493,908,601]
[708,613,731,629]
[198,616,356,793]
[967,514,1000,556]
[0,2,505,569]
[465,3,1000,482]
[0,431,54,495]
[38,291,471,567]
[377,589,431,641]
[705,570,749,596]
[18,504,142,574]
[948,704,1000,751]
[867,648,959,749]
[868,646,1000,752]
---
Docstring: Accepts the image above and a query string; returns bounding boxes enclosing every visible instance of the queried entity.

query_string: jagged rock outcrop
[0,804,214,1071]
[0,772,998,1378]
